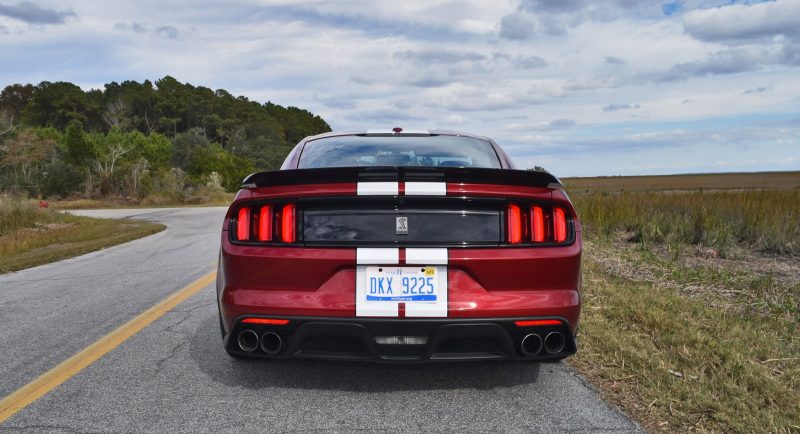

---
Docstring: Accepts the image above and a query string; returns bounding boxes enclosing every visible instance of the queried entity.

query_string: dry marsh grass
[572,190,800,255]
[566,172,799,433]
[563,170,800,193]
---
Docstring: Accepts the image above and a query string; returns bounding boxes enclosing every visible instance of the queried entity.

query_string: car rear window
[298,135,502,169]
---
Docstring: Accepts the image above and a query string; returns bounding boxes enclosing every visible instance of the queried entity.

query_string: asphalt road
[0,208,641,433]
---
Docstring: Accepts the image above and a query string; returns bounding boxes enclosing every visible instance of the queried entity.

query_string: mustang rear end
[216,130,582,362]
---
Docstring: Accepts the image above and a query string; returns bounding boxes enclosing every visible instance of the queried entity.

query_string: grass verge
[45,189,234,210]
[48,196,233,210]
[569,249,799,433]
[0,210,164,275]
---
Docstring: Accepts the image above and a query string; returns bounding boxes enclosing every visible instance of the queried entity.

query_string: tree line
[0,76,331,201]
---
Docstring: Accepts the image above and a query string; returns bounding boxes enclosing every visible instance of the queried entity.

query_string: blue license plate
[365,266,439,302]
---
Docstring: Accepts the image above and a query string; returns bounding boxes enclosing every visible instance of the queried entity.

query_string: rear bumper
[218,240,583,333]
[225,315,576,362]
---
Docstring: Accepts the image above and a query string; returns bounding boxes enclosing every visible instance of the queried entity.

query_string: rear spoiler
[241,167,563,189]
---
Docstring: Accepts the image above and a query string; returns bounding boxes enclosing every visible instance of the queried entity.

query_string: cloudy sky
[1,0,798,176]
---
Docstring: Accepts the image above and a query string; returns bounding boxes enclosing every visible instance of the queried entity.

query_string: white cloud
[683,0,800,43]
[652,47,778,81]
[0,1,75,24]
[0,0,798,176]
[498,12,536,40]
[603,103,641,112]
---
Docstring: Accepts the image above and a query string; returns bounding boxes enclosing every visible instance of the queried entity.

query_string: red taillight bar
[281,204,296,243]
[514,319,562,327]
[236,207,250,241]
[553,207,567,243]
[507,204,522,244]
[241,318,290,325]
[258,206,272,241]
[531,205,545,243]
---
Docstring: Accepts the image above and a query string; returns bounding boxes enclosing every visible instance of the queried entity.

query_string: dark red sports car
[216,129,581,362]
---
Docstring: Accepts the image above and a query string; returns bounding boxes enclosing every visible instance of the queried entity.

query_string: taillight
[531,206,545,243]
[507,203,571,244]
[236,208,250,241]
[507,204,522,244]
[234,203,296,243]
[553,207,567,243]
[281,204,296,243]
[258,206,272,241]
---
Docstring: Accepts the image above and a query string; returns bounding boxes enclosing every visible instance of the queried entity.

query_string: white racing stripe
[357,182,447,196]
[405,247,448,265]
[357,182,399,196]
[356,248,399,264]
[405,248,448,318]
[405,182,446,196]
[356,248,400,317]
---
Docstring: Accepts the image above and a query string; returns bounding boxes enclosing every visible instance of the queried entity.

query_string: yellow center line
[0,270,217,423]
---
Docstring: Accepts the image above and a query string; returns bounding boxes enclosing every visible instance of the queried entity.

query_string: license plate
[365,266,439,302]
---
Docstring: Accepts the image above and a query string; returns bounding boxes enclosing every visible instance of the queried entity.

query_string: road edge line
[0,270,217,423]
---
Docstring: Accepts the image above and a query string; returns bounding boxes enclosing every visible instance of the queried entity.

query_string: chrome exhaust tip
[544,332,565,354]
[237,329,259,352]
[260,331,283,355]
[520,333,543,356]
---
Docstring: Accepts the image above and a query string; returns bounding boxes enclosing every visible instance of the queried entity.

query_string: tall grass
[571,260,800,432]
[0,194,165,274]
[572,190,800,255]
[0,194,56,235]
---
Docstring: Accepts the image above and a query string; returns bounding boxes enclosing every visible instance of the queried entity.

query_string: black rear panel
[229,195,576,248]
[300,197,502,246]
[225,316,578,362]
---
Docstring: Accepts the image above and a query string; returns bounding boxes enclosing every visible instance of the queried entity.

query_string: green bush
[0,76,331,202]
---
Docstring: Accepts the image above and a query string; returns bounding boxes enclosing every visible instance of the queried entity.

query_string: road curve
[0,207,640,433]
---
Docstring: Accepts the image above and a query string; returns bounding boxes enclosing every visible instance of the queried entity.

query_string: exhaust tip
[260,331,283,355]
[520,333,543,356]
[237,329,259,352]
[544,332,566,354]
